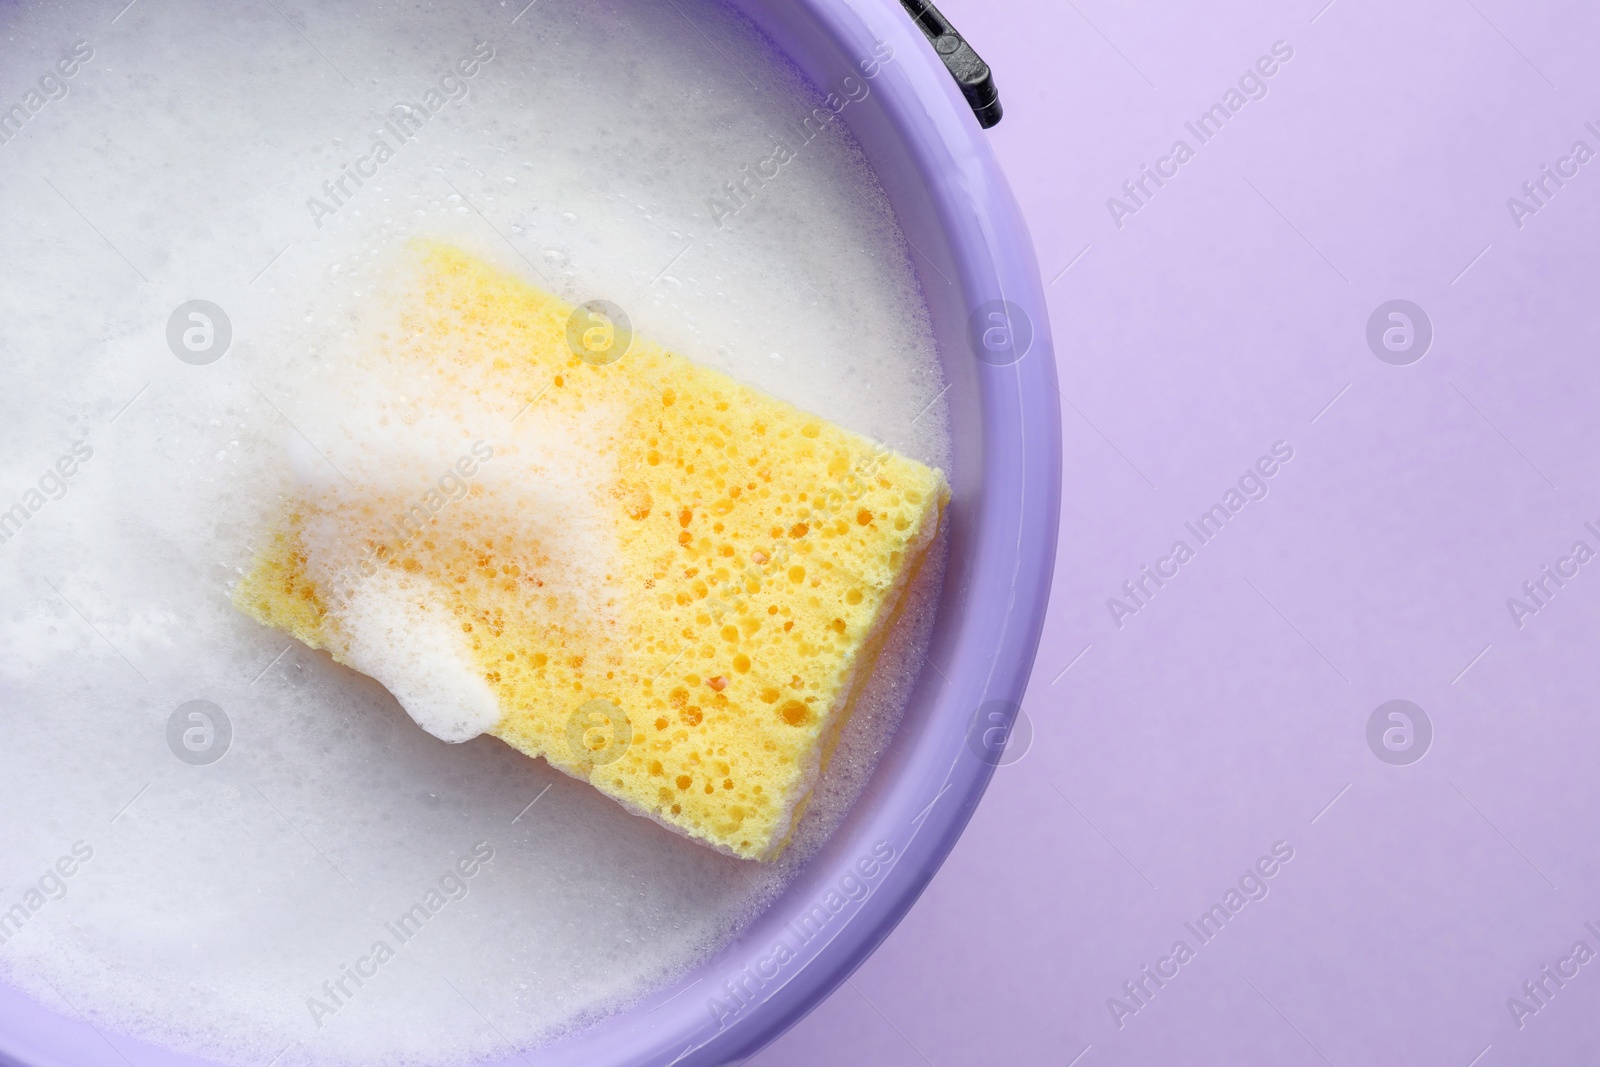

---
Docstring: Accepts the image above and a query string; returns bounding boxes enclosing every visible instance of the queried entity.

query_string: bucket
[0,0,1059,1063]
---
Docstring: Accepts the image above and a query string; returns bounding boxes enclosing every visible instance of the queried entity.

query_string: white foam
[336,571,503,743]
[0,0,949,1063]
[282,284,630,744]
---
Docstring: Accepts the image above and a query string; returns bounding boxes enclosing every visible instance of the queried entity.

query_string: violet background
[756,1,1600,1064]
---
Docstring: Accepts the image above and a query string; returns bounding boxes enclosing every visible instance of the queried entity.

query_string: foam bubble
[336,570,503,743]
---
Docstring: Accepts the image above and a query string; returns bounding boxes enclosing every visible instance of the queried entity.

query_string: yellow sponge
[234,242,947,860]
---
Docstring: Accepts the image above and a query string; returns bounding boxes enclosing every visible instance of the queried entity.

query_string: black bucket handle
[898,0,1002,128]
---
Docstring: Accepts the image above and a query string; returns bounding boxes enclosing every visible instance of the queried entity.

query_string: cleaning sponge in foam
[233,242,948,860]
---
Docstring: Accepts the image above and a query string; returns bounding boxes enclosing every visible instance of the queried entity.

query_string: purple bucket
[0,0,1059,1063]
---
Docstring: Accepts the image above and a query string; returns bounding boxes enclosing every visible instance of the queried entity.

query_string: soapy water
[0,0,950,1064]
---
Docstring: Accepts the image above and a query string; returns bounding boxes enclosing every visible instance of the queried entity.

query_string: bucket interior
[0,1,1058,1064]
